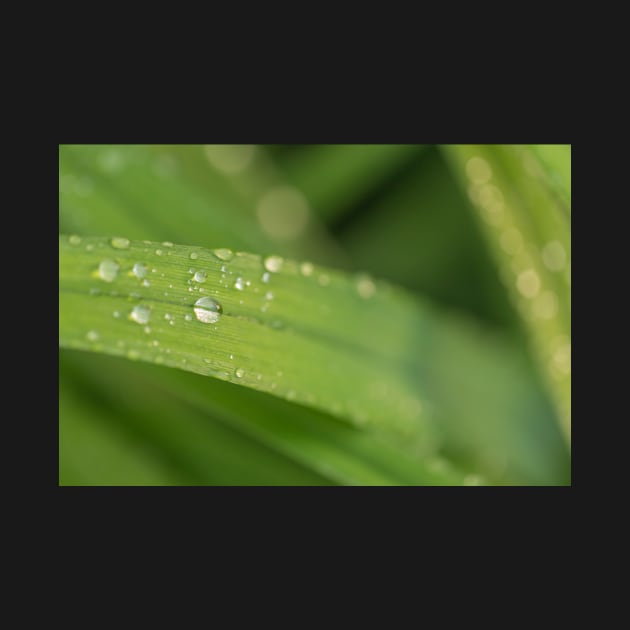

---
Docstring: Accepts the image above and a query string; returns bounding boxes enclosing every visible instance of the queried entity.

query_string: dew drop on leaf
[129,304,151,325]
[264,255,284,273]
[98,259,119,282]
[193,296,222,324]
[213,248,234,261]
[110,237,130,249]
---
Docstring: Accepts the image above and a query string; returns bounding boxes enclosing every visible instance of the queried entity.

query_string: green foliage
[59,144,571,485]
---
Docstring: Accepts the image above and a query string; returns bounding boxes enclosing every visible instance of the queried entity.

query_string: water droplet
[235,276,245,290]
[86,330,99,342]
[235,368,245,378]
[85,244,95,252]
[110,236,130,249]
[127,349,140,360]
[162,241,173,247]
[300,262,314,276]
[98,259,119,282]
[286,390,296,400]
[193,271,207,283]
[141,279,150,287]
[184,314,193,321]
[213,248,234,261]
[69,235,82,246]
[318,274,330,286]
[155,249,164,256]
[164,313,172,321]
[189,252,199,260]
[516,269,541,299]
[356,274,376,299]
[265,291,274,300]
[151,340,159,347]
[193,296,222,324]
[113,311,121,318]
[144,326,151,334]
[229,354,234,360]
[169,320,175,326]
[129,304,151,325]
[541,241,567,271]
[261,272,270,283]
[132,262,148,279]
[264,255,284,273]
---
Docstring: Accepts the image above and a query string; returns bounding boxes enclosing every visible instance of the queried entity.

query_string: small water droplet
[155,249,164,256]
[235,277,245,290]
[129,304,151,325]
[132,262,148,279]
[85,244,95,252]
[213,248,233,261]
[264,255,284,273]
[189,252,199,260]
[151,340,159,347]
[261,272,270,283]
[169,320,175,326]
[162,241,173,247]
[286,390,296,400]
[229,353,234,360]
[142,279,150,287]
[144,326,151,334]
[265,291,274,300]
[127,349,140,360]
[193,296,223,324]
[185,314,193,321]
[98,259,119,282]
[235,368,245,378]
[86,330,99,342]
[164,313,172,320]
[193,271,207,283]
[110,236,130,249]
[300,262,314,276]
[113,311,121,318]
[69,235,82,246]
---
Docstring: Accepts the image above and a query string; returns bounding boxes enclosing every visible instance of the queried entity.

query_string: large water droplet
[235,277,245,290]
[193,270,207,283]
[264,255,284,273]
[129,304,151,325]
[235,368,245,378]
[98,259,119,282]
[110,236,130,249]
[213,248,234,261]
[193,296,223,324]
[132,262,148,279]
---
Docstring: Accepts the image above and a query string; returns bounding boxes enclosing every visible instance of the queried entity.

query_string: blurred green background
[59,144,571,485]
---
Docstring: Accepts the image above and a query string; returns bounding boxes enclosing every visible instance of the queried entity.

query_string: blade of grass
[441,144,571,443]
[60,235,569,484]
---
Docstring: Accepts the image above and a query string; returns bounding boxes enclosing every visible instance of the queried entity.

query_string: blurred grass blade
[441,145,571,443]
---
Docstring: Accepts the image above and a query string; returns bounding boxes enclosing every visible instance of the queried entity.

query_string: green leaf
[441,145,571,443]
